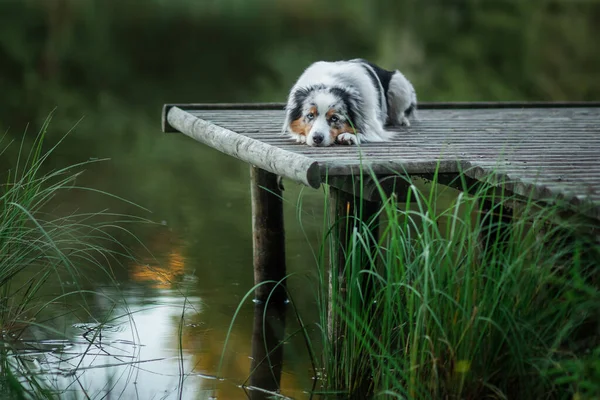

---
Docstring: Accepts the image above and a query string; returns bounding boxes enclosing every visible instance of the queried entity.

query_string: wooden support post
[248,302,286,399]
[327,186,380,395]
[251,166,287,303]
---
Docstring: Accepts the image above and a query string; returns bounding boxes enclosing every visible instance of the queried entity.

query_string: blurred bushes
[0,0,598,141]
[0,0,373,125]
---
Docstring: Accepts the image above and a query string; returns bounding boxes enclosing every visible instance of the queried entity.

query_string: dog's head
[285,85,360,147]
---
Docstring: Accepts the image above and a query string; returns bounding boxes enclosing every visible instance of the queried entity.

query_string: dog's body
[283,59,417,147]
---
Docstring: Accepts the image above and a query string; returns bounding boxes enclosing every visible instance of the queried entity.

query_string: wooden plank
[192,107,594,136]
[164,101,600,115]
[166,106,321,188]
[321,160,469,176]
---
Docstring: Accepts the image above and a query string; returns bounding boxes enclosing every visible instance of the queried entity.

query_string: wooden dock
[163,103,600,218]
[162,102,600,303]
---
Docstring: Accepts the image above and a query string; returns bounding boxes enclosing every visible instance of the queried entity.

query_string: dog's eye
[306,113,315,120]
[330,115,339,123]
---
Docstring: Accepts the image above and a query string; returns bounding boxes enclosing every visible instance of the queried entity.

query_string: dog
[282,59,417,147]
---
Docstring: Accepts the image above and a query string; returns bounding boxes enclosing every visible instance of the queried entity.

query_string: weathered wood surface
[250,167,287,303]
[162,101,600,119]
[162,104,600,220]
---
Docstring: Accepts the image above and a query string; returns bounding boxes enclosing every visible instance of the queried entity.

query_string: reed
[0,115,146,398]
[316,167,599,399]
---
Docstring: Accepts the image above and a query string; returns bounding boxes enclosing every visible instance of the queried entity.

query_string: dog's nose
[312,133,324,145]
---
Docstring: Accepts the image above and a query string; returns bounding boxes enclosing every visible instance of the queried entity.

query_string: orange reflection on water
[130,247,186,288]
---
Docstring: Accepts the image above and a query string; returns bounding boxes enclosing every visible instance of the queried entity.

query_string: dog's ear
[329,86,364,134]
[289,87,310,121]
[283,86,311,134]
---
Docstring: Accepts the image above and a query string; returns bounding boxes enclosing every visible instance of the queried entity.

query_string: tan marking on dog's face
[290,118,308,135]
[290,106,318,136]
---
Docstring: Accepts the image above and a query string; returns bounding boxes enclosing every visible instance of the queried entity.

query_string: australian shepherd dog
[283,59,417,147]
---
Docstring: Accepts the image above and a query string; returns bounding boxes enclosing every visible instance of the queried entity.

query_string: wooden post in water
[327,186,380,395]
[248,302,286,399]
[251,166,287,303]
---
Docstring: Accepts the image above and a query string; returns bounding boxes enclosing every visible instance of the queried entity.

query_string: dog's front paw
[295,135,306,144]
[400,116,411,127]
[336,132,359,145]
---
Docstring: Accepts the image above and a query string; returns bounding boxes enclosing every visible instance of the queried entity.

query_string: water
[12,128,327,399]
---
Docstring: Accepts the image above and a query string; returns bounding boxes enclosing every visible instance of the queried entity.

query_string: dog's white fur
[283,59,417,147]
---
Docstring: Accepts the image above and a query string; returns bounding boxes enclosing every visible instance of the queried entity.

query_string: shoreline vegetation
[315,171,599,398]
[226,169,599,399]
[0,116,148,398]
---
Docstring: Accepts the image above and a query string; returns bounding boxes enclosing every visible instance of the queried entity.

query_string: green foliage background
[1,0,599,134]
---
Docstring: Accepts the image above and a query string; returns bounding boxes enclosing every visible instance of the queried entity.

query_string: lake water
[13,127,329,399]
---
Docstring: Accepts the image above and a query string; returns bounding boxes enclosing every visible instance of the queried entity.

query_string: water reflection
[3,124,325,398]
[16,201,322,399]
[247,302,287,399]
[131,246,187,289]
[21,291,201,398]
[20,288,305,399]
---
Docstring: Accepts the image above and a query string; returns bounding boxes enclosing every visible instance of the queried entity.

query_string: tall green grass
[315,169,599,399]
[0,115,146,398]
[224,168,598,398]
